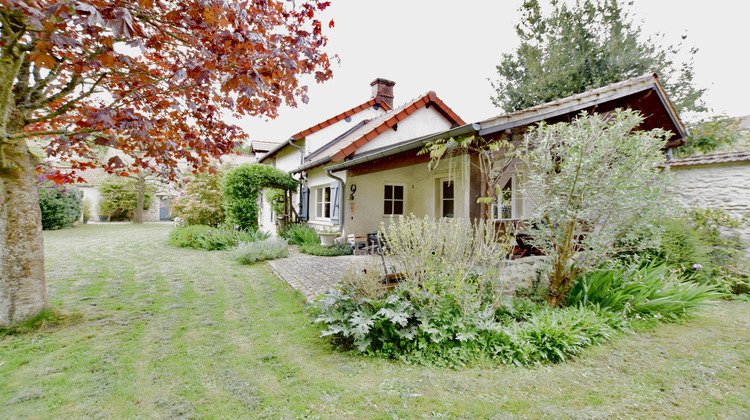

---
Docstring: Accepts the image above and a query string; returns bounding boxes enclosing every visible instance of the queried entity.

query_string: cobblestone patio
[266,247,367,302]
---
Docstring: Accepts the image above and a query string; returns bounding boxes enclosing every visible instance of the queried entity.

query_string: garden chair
[347,233,369,255]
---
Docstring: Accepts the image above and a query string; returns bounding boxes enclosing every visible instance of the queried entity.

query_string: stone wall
[670,161,750,248]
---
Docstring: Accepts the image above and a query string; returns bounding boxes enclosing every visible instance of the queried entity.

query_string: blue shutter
[300,187,309,221]
[330,181,341,225]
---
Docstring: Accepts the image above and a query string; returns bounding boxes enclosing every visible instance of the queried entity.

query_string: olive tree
[519,109,674,307]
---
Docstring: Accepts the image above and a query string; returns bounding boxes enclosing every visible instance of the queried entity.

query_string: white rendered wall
[304,107,385,155]
[342,155,469,236]
[355,107,455,155]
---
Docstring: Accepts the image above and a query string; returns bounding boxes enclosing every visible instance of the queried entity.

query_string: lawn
[2,223,749,418]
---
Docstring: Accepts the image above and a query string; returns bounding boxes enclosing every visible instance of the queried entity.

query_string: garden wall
[668,153,750,249]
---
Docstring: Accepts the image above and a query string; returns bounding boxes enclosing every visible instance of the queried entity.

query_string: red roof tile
[290,98,391,140]
[328,91,465,162]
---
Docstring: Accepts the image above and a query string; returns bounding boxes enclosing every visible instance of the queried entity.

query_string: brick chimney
[370,78,395,109]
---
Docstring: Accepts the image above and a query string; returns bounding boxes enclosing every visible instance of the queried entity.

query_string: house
[258,78,465,233]
[260,74,686,241]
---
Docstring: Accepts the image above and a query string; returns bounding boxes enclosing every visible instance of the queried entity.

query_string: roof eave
[325,123,480,173]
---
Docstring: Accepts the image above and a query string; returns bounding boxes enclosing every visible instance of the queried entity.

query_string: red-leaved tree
[0,0,333,325]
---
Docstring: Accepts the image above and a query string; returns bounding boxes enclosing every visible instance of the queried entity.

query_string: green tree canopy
[492,0,706,114]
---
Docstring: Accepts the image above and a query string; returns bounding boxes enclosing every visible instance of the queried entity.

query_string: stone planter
[319,232,338,247]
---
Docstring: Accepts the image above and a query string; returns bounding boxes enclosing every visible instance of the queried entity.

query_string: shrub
[656,219,709,276]
[37,182,83,230]
[312,217,633,367]
[339,257,389,301]
[233,237,288,264]
[168,225,211,248]
[169,225,269,250]
[314,284,625,368]
[170,171,225,226]
[278,224,320,246]
[222,164,298,230]
[98,176,153,221]
[568,264,722,319]
[299,242,352,257]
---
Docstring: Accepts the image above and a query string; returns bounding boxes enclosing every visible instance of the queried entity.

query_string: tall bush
[98,176,154,221]
[37,182,82,230]
[222,164,298,230]
[171,172,225,227]
[518,110,674,307]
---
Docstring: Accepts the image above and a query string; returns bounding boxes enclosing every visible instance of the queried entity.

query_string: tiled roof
[478,73,686,143]
[291,98,391,141]
[250,140,281,154]
[666,150,750,167]
[327,91,464,163]
[258,98,390,163]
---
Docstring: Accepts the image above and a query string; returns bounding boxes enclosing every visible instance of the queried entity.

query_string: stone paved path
[266,247,368,302]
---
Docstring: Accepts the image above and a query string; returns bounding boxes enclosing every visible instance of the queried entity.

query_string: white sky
[238,0,750,142]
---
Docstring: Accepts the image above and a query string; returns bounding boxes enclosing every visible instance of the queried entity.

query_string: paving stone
[267,248,364,302]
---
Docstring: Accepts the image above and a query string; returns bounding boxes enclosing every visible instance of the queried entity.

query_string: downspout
[287,138,305,222]
[325,166,345,235]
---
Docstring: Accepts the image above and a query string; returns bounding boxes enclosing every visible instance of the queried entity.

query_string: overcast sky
[237,0,750,142]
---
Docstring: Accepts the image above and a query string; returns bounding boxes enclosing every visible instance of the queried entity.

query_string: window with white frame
[440,179,454,218]
[384,184,404,216]
[314,186,331,219]
[492,175,523,220]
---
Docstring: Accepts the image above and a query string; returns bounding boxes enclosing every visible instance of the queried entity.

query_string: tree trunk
[0,138,49,326]
[134,172,145,224]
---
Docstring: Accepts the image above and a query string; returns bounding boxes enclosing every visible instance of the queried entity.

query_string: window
[315,186,331,219]
[441,180,454,218]
[493,175,523,220]
[384,184,404,215]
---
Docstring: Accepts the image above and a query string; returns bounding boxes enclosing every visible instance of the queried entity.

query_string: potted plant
[318,227,340,247]
[82,198,92,224]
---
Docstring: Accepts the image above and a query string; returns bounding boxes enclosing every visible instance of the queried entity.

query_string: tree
[0,0,333,326]
[492,0,705,114]
[518,110,673,307]
[98,175,154,221]
[675,115,750,158]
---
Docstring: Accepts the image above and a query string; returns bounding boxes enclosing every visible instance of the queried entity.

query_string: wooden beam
[348,150,432,177]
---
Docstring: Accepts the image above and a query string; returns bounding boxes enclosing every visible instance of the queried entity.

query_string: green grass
[1,223,749,418]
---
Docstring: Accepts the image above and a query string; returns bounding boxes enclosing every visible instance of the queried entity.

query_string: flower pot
[319,232,338,247]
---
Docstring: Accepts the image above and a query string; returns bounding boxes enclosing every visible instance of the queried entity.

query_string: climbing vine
[222,164,298,230]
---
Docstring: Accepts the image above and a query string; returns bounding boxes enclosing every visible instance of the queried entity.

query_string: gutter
[325,123,480,172]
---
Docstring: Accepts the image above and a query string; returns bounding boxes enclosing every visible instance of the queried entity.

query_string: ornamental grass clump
[568,263,722,319]
[233,237,288,264]
[169,225,269,250]
[278,224,320,246]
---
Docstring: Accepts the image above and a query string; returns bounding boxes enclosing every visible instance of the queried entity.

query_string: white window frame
[493,175,523,220]
[314,185,331,220]
[439,178,455,218]
[383,183,406,217]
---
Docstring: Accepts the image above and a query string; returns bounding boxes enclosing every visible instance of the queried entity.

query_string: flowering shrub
[170,172,225,227]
